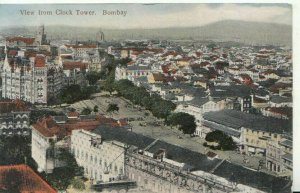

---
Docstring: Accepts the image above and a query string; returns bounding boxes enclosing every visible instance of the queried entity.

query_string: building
[0,99,30,136]
[115,65,152,81]
[202,109,292,154]
[31,113,113,173]
[86,125,292,193]
[1,44,65,104]
[0,164,57,193]
[6,25,48,47]
[266,137,292,176]
[64,44,97,59]
[62,61,88,86]
[71,129,126,183]
[1,49,48,104]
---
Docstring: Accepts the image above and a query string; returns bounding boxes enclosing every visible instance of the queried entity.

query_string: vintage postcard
[0,2,294,193]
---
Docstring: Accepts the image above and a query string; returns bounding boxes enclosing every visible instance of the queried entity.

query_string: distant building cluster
[0,26,106,104]
[109,40,293,179]
[0,26,293,193]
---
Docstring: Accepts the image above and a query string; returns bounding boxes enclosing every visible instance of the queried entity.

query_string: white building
[71,129,126,183]
[1,49,48,104]
[115,65,152,81]
[175,98,228,137]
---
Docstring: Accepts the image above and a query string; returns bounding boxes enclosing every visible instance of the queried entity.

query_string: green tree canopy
[166,112,196,135]
[205,130,237,151]
[107,103,119,113]
[81,107,92,115]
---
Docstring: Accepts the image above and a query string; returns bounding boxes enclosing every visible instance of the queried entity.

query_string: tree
[71,177,86,190]
[58,85,98,104]
[205,130,237,151]
[81,107,92,115]
[0,135,37,169]
[93,105,99,113]
[102,71,116,94]
[30,110,64,124]
[86,71,103,85]
[59,84,83,104]
[166,112,196,135]
[107,103,119,113]
[41,148,84,190]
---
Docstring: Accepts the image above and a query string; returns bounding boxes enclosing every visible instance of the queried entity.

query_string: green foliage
[41,148,84,191]
[107,103,119,113]
[93,105,99,113]
[101,67,116,95]
[81,107,92,115]
[205,130,237,151]
[30,110,64,124]
[166,112,196,135]
[0,135,37,170]
[207,43,217,49]
[71,177,86,190]
[115,57,132,67]
[114,80,176,120]
[205,130,224,142]
[86,71,105,85]
[59,84,98,104]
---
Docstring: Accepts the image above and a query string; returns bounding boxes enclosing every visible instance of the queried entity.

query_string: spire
[3,41,10,71]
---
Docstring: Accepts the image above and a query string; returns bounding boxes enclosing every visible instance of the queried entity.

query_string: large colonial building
[31,113,122,173]
[73,125,291,193]
[71,129,126,183]
[1,45,64,104]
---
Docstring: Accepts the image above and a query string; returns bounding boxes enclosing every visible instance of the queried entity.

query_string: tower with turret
[35,25,47,46]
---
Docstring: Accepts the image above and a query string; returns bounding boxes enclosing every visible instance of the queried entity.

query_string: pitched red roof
[0,164,57,193]
[118,119,129,126]
[67,111,80,118]
[0,99,29,114]
[32,117,64,138]
[34,55,46,68]
[8,50,18,57]
[63,61,88,70]
[6,37,35,45]
[265,107,292,118]
[32,114,120,138]
[253,96,267,103]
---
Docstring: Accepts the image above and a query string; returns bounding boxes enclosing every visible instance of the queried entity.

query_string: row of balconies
[126,152,236,192]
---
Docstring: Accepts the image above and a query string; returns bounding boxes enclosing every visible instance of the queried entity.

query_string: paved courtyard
[66,92,277,176]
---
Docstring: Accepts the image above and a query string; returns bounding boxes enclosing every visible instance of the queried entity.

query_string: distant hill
[0,20,292,46]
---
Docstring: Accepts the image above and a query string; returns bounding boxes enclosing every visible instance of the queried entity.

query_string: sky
[0,3,292,29]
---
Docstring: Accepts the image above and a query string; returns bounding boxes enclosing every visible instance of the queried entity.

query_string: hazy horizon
[0,4,292,29]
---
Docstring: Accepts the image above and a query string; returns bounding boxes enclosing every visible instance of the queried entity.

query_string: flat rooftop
[92,126,291,193]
